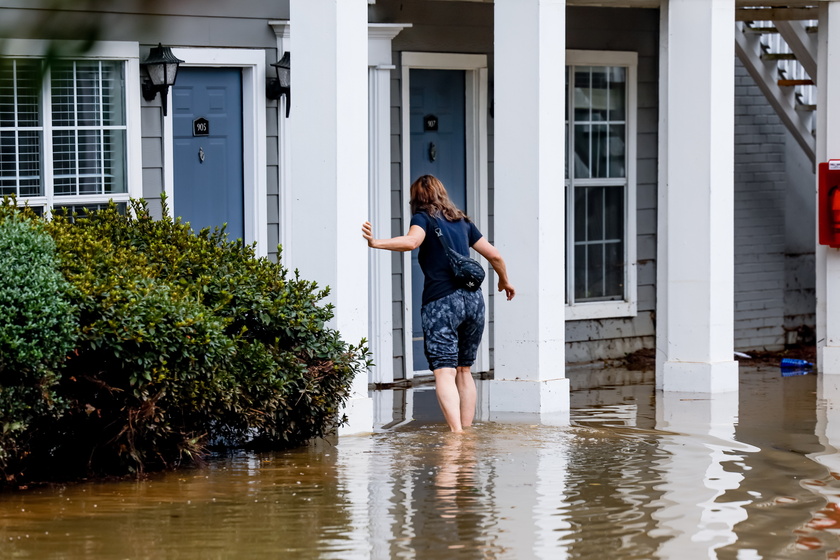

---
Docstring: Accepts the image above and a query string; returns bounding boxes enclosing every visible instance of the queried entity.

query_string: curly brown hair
[409,175,470,222]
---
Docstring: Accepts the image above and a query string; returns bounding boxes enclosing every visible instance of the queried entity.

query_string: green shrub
[17,199,369,480]
[0,209,77,478]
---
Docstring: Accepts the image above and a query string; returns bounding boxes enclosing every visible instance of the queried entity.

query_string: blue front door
[172,68,244,240]
[409,69,467,372]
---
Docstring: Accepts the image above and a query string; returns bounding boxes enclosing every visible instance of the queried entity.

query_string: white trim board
[163,47,268,257]
[400,51,490,379]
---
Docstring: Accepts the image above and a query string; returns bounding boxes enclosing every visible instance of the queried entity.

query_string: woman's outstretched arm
[362,221,426,252]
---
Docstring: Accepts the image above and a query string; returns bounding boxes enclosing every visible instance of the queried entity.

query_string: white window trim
[1,39,143,211]
[565,50,638,321]
[162,47,268,257]
[400,52,489,379]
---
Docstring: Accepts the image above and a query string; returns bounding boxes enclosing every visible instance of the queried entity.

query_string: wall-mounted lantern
[141,44,184,117]
[267,51,291,117]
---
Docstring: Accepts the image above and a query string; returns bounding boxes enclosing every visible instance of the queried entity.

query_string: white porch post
[290,0,373,435]
[817,3,840,374]
[368,24,409,385]
[656,0,739,392]
[490,0,569,415]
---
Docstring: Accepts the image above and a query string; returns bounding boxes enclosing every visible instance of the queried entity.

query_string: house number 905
[193,117,210,137]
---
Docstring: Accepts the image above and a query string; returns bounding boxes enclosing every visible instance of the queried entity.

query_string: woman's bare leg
[456,366,476,427]
[434,367,463,432]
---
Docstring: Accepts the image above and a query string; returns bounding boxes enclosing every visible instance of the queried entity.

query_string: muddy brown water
[3,366,840,559]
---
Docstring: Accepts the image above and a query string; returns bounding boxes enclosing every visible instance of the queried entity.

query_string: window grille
[0,58,128,213]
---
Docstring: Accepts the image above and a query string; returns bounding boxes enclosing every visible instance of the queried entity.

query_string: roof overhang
[414,0,824,9]
[409,0,823,21]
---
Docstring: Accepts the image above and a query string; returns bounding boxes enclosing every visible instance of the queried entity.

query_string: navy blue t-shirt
[410,212,483,305]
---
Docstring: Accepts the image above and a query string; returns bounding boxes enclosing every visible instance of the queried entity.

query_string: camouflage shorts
[421,289,485,371]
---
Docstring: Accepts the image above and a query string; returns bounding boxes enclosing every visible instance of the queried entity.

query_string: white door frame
[400,52,490,379]
[163,48,268,257]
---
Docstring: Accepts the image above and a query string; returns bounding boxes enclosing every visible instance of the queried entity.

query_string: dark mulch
[734,344,817,368]
[615,344,817,372]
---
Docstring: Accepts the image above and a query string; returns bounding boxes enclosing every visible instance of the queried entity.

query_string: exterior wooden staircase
[735,7,818,164]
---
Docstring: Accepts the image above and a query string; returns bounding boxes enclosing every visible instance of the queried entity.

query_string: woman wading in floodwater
[362,175,515,432]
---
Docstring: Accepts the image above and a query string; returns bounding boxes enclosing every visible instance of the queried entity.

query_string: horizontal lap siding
[391,74,405,375]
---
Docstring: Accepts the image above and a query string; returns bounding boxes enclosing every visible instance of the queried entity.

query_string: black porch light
[267,51,291,117]
[141,44,184,116]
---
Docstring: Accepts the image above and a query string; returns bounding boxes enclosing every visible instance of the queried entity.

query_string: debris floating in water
[780,358,813,368]
[780,358,814,377]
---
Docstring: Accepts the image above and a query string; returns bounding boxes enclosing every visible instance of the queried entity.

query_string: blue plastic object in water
[780,358,813,369]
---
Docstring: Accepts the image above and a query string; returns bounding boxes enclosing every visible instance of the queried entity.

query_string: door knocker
[429,142,437,162]
[198,146,205,163]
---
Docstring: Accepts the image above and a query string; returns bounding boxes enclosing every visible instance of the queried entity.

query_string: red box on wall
[819,160,840,248]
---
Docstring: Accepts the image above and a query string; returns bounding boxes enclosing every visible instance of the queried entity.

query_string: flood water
[3,366,840,559]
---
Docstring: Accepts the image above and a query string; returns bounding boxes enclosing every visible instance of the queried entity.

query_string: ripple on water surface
[1,368,840,559]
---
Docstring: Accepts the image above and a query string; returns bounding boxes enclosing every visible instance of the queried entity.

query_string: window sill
[565,301,637,321]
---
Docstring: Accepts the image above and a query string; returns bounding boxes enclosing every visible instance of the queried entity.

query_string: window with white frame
[0,57,129,215]
[565,51,637,320]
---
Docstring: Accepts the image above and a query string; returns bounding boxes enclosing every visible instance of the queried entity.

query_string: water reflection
[2,368,840,559]
[796,374,840,557]
[652,391,755,558]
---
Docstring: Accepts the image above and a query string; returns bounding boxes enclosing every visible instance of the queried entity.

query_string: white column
[817,3,840,374]
[656,0,739,392]
[368,24,409,385]
[490,0,569,414]
[290,0,372,435]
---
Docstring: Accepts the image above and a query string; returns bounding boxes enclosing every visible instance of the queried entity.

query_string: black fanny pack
[428,214,485,291]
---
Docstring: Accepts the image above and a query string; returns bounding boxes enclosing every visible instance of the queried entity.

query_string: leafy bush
[0,209,77,477]
[0,198,368,484]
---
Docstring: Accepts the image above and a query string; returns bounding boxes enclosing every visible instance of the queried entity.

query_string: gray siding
[391,71,406,376]
[0,1,287,47]
[266,104,281,261]
[140,106,165,218]
[370,1,493,55]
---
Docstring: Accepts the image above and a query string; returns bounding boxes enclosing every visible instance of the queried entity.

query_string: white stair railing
[735,18,817,164]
